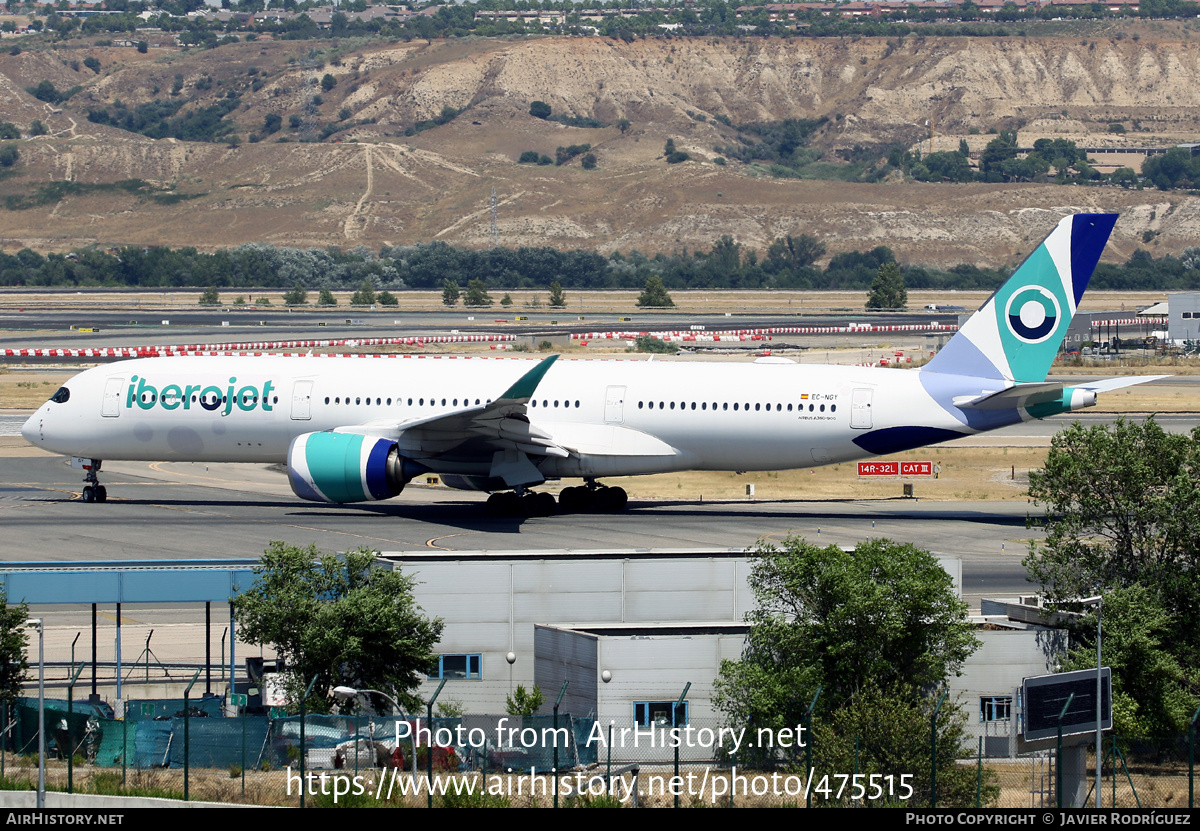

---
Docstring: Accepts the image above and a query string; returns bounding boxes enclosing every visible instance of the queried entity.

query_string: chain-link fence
[1,700,1196,808]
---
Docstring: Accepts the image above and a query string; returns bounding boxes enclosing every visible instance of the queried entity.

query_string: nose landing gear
[73,458,107,503]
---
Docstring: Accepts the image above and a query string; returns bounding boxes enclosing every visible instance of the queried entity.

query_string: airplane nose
[21,410,41,444]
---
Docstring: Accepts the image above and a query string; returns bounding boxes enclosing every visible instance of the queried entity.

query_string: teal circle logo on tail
[1005,287,1061,344]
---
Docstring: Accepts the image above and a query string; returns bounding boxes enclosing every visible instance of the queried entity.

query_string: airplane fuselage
[21,353,1025,482]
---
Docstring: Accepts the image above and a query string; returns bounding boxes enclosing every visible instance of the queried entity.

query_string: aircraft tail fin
[923,213,1118,383]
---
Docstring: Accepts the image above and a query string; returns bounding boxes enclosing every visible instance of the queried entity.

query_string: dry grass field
[0,288,1170,315]
[0,755,1188,808]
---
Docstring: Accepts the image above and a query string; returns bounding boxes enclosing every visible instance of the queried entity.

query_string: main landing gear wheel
[558,484,627,513]
[485,490,557,518]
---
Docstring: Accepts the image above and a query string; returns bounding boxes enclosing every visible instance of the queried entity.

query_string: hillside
[0,27,1198,265]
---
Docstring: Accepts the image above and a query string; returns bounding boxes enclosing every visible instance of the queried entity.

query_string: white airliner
[21,213,1159,515]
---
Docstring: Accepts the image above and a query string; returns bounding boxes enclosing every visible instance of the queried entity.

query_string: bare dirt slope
[0,26,1199,264]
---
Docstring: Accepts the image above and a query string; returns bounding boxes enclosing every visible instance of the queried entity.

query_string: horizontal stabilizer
[953,383,1063,410]
[1072,375,1171,393]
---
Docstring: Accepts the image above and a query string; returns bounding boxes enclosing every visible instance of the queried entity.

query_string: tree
[350,278,376,306]
[0,589,29,709]
[262,113,282,135]
[463,278,492,307]
[529,100,551,120]
[283,284,307,306]
[979,129,1019,181]
[0,145,18,168]
[664,138,689,164]
[378,290,398,307]
[810,685,996,807]
[1058,585,1196,737]
[441,280,459,306]
[230,543,443,713]
[506,684,545,716]
[500,293,513,306]
[320,73,337,92]
[317,287,336,306]
[715,538,978,720]
[198,286,220,305]
[547,280,566,307]
[1026,418,1200,671]
[636,275,674,308]
[714,539,985,805]
[581,152,597,170]
[866,260,907,309]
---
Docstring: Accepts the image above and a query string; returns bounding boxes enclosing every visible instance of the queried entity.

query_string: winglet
[498,354,559,402]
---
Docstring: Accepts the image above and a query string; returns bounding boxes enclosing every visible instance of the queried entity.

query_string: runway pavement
[3,439,1037,613]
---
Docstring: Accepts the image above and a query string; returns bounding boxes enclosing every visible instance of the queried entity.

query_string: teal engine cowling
[288,432,424,503]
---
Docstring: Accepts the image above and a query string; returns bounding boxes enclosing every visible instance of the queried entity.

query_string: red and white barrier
[3,333,517,359]
[572,323,958,341]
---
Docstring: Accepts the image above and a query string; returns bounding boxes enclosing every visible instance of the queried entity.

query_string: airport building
[1167,291,1200,344]
[2,550,1066,759]
[386,548,1064,758]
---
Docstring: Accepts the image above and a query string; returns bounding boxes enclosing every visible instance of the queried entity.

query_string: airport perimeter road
[0,308,961,354]
[3,443,1034,613]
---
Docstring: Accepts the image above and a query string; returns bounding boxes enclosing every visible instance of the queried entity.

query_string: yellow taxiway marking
[425,532,483,551]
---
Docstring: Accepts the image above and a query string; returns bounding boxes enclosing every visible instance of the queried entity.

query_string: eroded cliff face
[0,31,1196,263]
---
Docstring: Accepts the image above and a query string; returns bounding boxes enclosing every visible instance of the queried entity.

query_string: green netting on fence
[165,716,271,770]
[124,697,223,722]
[10,703,93,758]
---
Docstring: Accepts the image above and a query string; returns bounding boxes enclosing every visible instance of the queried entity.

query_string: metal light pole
[1079,594,1103,808]
[333,685,407,803]
[426,679,447,809]
[25,619,44,810]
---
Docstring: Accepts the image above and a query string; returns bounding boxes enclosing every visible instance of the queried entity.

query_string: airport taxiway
[4,439,1041,613]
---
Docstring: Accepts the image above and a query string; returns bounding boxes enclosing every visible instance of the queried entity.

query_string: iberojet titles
[128,375,277,417]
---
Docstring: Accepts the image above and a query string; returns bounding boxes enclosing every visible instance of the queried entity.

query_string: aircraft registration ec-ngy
[21,213,1162,515]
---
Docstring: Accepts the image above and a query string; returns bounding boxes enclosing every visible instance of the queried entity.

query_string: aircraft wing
[334,354,570,458]
[329,354,677,484]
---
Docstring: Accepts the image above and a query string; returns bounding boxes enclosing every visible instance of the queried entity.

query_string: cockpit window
[49,387,70,404]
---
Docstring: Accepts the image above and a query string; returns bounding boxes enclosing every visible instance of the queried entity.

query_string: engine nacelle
[288,432,422,503]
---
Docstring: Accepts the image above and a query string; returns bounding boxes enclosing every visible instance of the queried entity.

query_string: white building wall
[395,554,755,713]
[391,552,962,717]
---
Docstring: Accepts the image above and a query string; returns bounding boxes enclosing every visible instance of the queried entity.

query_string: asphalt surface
[0,444,1042,610]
